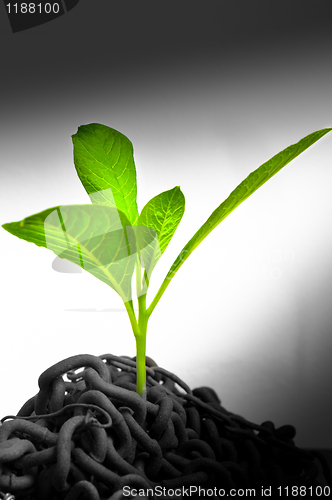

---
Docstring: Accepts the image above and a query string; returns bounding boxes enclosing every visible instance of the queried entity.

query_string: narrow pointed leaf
[2,205,137,303]
[148,127,332,314]
[72,123,139,225]
[137,186,185,279]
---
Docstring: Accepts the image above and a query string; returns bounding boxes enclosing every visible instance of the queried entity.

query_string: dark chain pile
[0,354,330,499]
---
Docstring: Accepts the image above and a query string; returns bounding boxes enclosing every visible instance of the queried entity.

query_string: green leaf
[137,187,185,279]
[72,123,139,225]
[148,127,332,315]
[2,205,138,303]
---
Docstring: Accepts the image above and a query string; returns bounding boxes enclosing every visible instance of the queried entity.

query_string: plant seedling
[2,124,331,397]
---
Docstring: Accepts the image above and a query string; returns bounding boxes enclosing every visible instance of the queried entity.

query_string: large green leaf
[148,127,332,314]
[72,124,139,225]
[2,205,138,303]
[136,187,185,281]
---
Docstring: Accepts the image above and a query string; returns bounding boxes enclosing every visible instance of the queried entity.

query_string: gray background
[1,1,332,447]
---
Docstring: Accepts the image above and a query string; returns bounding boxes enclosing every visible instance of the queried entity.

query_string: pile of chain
[0,354,331,499]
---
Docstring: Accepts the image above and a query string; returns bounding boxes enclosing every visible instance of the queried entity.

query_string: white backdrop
[1,1,332,448]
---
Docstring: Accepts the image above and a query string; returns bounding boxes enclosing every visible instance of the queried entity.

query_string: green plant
[3,124,331,397]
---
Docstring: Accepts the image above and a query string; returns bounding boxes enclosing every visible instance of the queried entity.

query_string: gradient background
[1,1,332,448]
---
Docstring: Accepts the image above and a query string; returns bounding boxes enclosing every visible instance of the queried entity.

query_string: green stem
[146,276,169,317]
[135,293,149,398]
[136,254,142,297]
[147,265,182,317]
[135,330,147,398]
[124,300,139,337]
[147,249,191,317]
